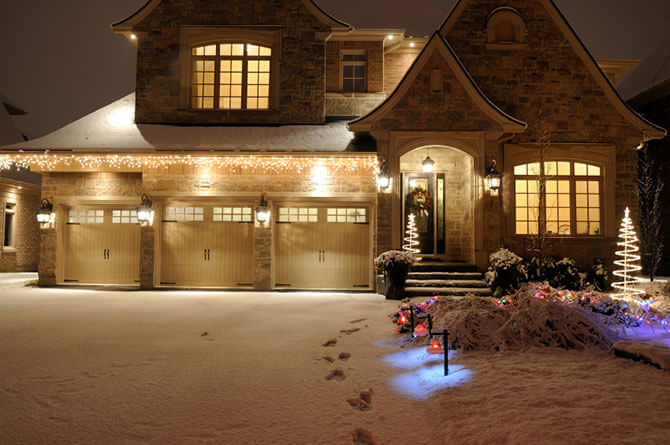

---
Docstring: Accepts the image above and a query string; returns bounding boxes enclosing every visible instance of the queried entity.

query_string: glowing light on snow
[106,106,135,128]
[382,346,457,370]
[388,364,473,400]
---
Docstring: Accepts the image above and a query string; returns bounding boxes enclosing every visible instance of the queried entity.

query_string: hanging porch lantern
[256,194,270,224]
[136,194,154,225]
[421,155,435,173]
[485,160,503,192]
[36,198,53,225]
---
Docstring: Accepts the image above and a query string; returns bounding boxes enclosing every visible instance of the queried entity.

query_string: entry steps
[405,262,491,298]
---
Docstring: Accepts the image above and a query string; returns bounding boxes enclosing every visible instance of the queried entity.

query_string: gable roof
[349,31,527,133]
[112,0,351,33]
[0,93,360,153]
[439,0,666,141]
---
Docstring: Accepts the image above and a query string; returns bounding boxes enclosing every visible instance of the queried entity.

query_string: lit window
[112,210,138,224]
[3,204,15,247]
[191,42,271,110]
[327,208,367,223]
[68,209,104,224]
[213,207,252,222]
[278,207,318,223]
[514,161,602,236]
[342,53,366,93]
[165,207,204,222]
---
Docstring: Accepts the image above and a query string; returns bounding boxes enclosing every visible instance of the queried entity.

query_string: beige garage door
[64,208,140,285]
[275,205,371,290]
[161,205,254,287]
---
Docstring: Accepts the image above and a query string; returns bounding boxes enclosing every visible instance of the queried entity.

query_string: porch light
[421,155,435,173]
[36,198,53,225]
[377,160,392,190]
[485,160,503,192]
[256,194,270,224]
[136,194,154,225]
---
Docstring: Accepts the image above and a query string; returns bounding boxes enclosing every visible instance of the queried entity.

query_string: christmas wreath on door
[409,188,430,215]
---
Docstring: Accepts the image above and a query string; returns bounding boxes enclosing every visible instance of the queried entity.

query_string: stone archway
[399,145,475,263]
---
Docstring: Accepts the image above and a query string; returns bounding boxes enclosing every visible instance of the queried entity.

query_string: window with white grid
[112,210,138,224]
[213,207,252,222]
[278,207,318,223]
[68,209,104,224]
[165,206,204,222]
[326,208,367,223]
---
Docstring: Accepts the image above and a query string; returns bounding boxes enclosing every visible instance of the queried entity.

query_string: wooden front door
[402,173,447,256]
[64,208,140,285]
[160,205,254,287]
[274,205,371,290]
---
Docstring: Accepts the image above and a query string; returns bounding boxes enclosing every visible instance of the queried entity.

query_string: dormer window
[190,42,272,110]
[486,7,527,48]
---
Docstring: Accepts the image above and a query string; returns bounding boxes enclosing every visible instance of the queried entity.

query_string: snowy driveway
[0,285,396,443]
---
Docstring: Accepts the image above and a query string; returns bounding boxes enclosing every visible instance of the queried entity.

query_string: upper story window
[514,161,602,236]
[486,7,527,47]
[341,52,366,92]
[191,42,272,110]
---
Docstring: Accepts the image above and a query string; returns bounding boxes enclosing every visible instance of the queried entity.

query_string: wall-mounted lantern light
[136,194,154,225]
[36,198,54,225]
[256,194,270,224]
[421,155,435,173]
[377,160,392,191]
[485,160,503,192]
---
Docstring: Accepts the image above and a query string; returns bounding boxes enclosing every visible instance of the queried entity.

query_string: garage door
[64,208,140,284]
[275,205,371,290]
[160,205,254,287]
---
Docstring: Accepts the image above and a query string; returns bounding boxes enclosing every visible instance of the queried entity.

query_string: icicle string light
[611,207,645,301]
[0,153,379,175]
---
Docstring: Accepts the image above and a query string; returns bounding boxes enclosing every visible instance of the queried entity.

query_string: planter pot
[376,274,389,296]
[385,271,408,300]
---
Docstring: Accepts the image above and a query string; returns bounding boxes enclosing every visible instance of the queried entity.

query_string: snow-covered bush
[581,259,608,291]
[485,248,525,293]
[374,250,415,275]
[550,257,581,290]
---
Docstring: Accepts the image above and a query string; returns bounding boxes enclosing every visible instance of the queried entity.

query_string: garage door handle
[204,249,207,261]
[207,249,210,261]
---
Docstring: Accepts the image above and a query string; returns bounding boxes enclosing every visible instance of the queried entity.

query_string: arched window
[486,7,527,46]
[191,42,272,110]
[514,161,602,236]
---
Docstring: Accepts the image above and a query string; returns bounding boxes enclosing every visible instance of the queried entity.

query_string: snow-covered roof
[1,94,361,153]
[617,35,670,103]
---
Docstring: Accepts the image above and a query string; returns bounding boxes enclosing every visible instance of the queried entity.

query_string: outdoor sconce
[36,198,54,225]
[136,194,154,225]
[256,194,270,224]
[421,155,435,173]
[485,160,503,192]
[376,161,392,191]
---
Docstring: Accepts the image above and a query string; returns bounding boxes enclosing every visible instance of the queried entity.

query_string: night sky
[1,0,669,139]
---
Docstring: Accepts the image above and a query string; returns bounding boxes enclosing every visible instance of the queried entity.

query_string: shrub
[485,248,525,293]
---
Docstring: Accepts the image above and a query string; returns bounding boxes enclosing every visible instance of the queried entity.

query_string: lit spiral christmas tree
[403,213,421,255]
[611,207,645,301]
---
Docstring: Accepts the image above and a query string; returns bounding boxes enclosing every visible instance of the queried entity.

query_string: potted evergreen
[374,250,416,300]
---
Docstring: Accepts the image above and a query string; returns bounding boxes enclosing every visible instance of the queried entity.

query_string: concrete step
[407,271,484,280]
[405,279,488,288]
[405,286,491,297]
[410,262,479,273]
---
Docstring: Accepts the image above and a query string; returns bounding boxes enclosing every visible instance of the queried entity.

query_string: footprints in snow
[347,388,374,411]
[324,368,346,381]
[352,428,378,445]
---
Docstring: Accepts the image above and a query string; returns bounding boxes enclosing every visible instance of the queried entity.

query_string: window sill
[181,108,276,113]
[2,247,17,253]
[485,42,528,50]
[326,92,386,98]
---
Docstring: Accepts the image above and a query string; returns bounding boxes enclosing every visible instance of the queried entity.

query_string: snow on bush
[374,250,415,274]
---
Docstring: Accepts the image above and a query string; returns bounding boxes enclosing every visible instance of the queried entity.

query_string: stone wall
[383,52,418,93]
[325,93,386,118]
[0,182,40,272]
[133,0,332,125]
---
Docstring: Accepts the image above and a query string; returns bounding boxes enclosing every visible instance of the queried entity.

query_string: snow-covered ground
[0,284,668,444]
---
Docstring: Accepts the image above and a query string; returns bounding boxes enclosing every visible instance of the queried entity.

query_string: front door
[403,173,446,256]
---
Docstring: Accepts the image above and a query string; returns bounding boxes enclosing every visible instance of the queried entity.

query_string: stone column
[139,224,155,289]
[38,227,57,286]
[253,202,273,290]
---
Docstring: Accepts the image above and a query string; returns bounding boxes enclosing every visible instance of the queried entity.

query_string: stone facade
[0,180,40,272]
[383,51,418,93]
[133,0,332,125]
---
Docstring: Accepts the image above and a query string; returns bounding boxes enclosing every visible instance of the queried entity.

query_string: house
[0,0,665,289]
[618,35,670,276]
[0,91,41,272]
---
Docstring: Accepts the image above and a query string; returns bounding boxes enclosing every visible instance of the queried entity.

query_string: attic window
[486,7,527,48]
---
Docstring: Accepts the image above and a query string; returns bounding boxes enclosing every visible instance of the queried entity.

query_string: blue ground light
[381,346,474,400]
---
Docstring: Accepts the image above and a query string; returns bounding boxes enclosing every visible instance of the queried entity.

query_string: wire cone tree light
[403,213,421,255]
[612,207,645,301]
